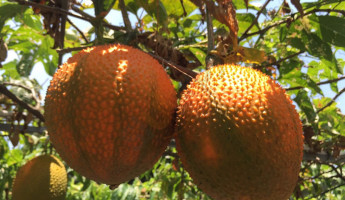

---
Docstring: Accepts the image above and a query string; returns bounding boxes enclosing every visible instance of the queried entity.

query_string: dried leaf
[217,0,238,37]
[281,0,291,15]
[291,0,304,16]
[10,129,20,147]
[210,45,267,64]
[237,46,267,64]
[136,32,201,84]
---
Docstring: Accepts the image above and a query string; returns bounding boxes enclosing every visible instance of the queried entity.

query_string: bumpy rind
[44,44,177,185]
[176,64,304,200]
[12,155,67,200]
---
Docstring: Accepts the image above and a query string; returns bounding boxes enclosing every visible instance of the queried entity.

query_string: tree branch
[11,0,125,32]
[2,82,41,109]
[307,182,345,199]
[206,4,215,70]
[240,8,345,41]
[149,53,198,79]
[119,0,132,31]
[267,50,305,67]
[0,84,45,122]
[66,18,89,44]
[56,46,91,54]
[303,150,345,164]
[286,76,345,91]
[240,0,271,41]
[317,87,345,113]
[0,123,46,134]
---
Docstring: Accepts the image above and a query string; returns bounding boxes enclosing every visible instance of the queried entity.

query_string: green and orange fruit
[12,155,67,200]
[45,44,177,186]
[176,64,303,200]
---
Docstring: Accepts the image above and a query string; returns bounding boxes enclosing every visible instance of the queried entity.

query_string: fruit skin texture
[44,44,177,185]
[176,64,304,200]
[12,155,67,200]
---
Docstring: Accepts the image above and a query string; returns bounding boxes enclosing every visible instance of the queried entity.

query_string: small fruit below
[12,154,67,200]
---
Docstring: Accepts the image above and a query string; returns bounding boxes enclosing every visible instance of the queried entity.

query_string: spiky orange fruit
[12,155,67,200]
[45,44,177,185]
[176,64,303,200]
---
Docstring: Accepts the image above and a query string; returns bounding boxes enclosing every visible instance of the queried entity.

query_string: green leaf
[43,61,57,76]
[189,47,206,66]
[237,13,258,35]
[302,0,345,9]
[279,26,288,42]
[281,69,322,95]
[294,89,317,123]
[279,58,302,75]
[2,60,20,79]
[22,9,42,31]
[92,0,117,18]
[0,137,9,159]
[301,30,333,61]
[0,3,28,31]
[318,16,345,48]
[233,0,261,10]
[161,0,197,18]
[138,0,168,27]
[288,37,307,52]
[125,0,141,14]
[6,149,23,166]
[16,52,37,77]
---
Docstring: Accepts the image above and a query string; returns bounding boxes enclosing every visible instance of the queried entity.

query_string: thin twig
[12,0,88,21]
[149,53,198,79]
[70,4,125,31]
[266,50,305,67]
[317,87,345,113]
[240,8,345,41]
[307,182,345,199]
[303,150,345,164]
[287,76,345,91]
[11,0,125,31]
[2,82,41,109]
[329,164,345,182]
[206,4,214,70]
[2,82,32,92]
[206,5,214,54]
[240,0,271,41]
[66,18,89,43]
[0,123,46,134]
[119,0,132,31]
[0,84,44,122]
[56,46,91,54]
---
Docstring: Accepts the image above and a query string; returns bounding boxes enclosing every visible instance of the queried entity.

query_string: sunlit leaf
[6,149,23,166]
[189,47,206,66]
[0,3,28,31]
[302,30,333,61]
[92,0,117,18]
[294,89,317,123]
[318,16,345,48]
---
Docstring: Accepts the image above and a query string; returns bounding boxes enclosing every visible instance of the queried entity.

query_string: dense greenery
[0,0,345,199]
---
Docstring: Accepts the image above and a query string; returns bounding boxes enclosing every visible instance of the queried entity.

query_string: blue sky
[3,0,345,113]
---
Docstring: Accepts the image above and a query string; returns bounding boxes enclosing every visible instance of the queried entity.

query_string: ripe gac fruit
[176,64,304,200]
[44,44,177,185]
[12,155,67,200]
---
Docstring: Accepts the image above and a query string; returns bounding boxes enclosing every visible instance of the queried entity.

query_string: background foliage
[0,0,345,199]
